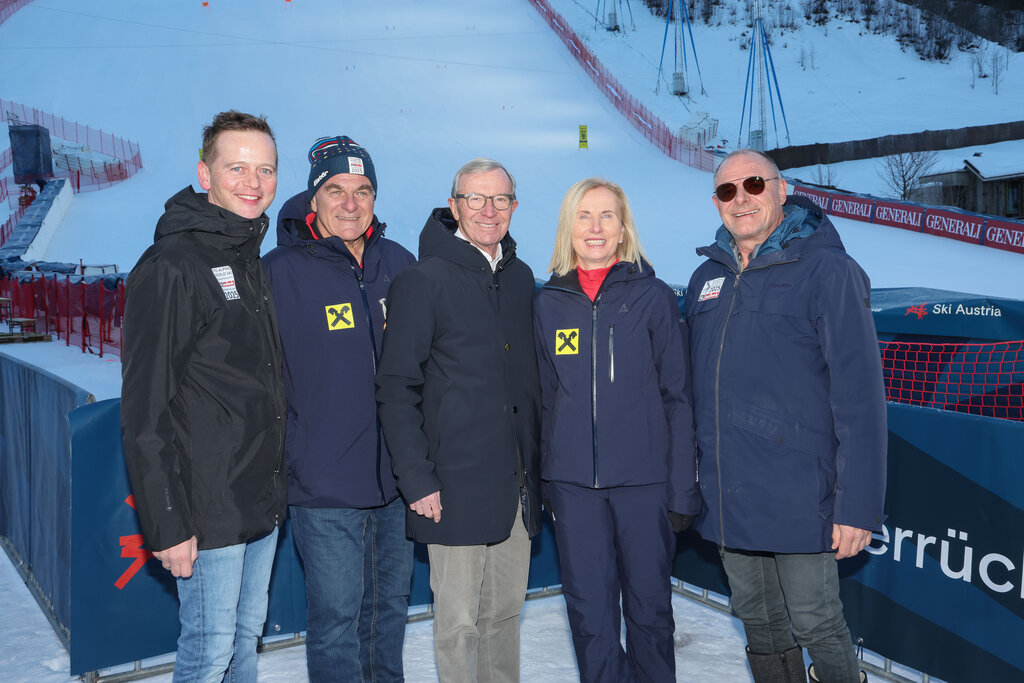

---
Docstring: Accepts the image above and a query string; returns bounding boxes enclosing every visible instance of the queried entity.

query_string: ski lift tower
[594,0,635,33]
[655,0,706,96]
[738,1,791,150]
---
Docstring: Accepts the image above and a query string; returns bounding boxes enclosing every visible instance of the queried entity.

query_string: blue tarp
[0,353,92,643]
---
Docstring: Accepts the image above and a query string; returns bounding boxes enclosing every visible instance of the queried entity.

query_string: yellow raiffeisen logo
[555,328,579,355]
[325,303,355,330]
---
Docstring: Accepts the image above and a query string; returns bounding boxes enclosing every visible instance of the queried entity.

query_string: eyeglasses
[714,176,779,202]
[454,193,515,211]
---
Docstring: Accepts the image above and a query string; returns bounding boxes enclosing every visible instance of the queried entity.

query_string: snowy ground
[0,545,759,683]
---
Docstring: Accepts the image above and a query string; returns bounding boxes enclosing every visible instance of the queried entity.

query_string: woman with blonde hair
[533,178,699,682]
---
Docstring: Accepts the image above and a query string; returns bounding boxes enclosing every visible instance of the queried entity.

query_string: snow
[0,0,1017,679]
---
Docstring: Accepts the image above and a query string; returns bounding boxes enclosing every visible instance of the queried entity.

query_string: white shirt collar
[455,228,502,272]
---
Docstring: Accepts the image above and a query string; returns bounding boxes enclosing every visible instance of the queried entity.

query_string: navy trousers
[546,481,677,683]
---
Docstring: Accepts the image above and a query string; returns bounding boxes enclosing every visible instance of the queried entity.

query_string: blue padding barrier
[0,352,92,641]
[674,403,1024,681]
[870,287,1024,341]
[64,398,561,675]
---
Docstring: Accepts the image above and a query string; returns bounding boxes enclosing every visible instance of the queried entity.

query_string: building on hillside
[914,150,1024,219]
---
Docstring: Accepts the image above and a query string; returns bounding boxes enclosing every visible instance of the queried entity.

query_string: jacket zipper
[710,257,796,547]
[494,267,529,522]
[591,301,600,488]
[246,233,286,525]
[714,271,742,548]
[354,263,388,506]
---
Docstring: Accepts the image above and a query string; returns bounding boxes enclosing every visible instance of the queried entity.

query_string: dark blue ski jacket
[533,261,699,514]
[264,211,414,509]
[685,195,887,553]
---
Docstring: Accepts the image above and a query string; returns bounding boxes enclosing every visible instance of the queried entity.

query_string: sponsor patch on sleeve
[697,277,725,302]
[211,266,240,301]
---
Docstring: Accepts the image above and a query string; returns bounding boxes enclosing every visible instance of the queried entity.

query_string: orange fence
[880,340,1024,421]
[0,0,32,25]
[526,0,715,172]
[1,273,124,358]
[1,99,142,193]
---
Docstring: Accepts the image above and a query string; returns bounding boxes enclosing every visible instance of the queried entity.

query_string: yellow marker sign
[579,125,588,149]
[325,303,355,330]
[555,328,579,355]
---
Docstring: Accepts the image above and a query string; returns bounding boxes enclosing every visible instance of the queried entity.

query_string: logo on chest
[211,266,240,301]
[325,303,355,330]
[555,328,579,355]
[697,277,725,302]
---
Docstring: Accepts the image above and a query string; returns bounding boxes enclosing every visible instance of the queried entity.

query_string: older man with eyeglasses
[684,149,887,683]
[376,158,542,683]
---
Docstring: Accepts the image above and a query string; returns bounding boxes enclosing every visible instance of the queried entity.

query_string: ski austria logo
[905,304,929,320]
[698,277,724,302]
[555,328,579,355]
[906,302,1003,320]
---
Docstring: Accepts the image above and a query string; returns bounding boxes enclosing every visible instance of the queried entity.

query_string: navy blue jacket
[685,195,887,553]
[376,207,542,545]
[534,263,699,514]
[264,210,414,509]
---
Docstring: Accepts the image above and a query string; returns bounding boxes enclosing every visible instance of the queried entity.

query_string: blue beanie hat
[307,135,377,200]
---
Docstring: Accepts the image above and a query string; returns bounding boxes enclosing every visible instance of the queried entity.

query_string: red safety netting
[1,99,143,193]
[526,0,715,172]
[0,0,33,26]
[0,176,8,203]
[880,340,1024,421]
[1,204,29,246]
[0,146,12,172]
[1,273,124,358]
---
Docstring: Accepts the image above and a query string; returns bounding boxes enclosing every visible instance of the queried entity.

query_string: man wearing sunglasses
[685,149,887,683]
[376,158,542,682]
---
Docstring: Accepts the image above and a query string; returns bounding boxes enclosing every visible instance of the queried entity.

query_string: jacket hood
[276,209,386,264]
[701,194,845,267]
[155,186,272,257]
[418,206,519,270]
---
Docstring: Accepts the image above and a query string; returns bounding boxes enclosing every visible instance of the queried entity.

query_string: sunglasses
[714,175,779,202]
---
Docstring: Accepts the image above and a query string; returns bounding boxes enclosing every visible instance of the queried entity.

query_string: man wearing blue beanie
[265,135,415,683]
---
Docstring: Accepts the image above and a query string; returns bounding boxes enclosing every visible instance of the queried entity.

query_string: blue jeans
[720,548,861,683]
[291,499,414,683]
[173,526,279,683]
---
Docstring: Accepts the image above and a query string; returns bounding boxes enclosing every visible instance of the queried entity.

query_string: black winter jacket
[375,207,542,545]
[121,187,287,552]
[264,212,415,509]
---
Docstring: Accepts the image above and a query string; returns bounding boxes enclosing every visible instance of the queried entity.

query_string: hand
[832,524,872,560]
[410,491,443,523]
[668,511,695,534]
[153,536,198,577]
